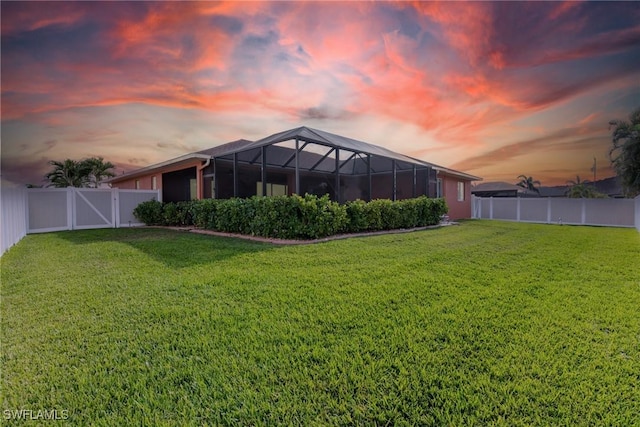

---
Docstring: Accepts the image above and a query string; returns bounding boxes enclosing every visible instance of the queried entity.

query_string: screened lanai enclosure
[200,127,438,203]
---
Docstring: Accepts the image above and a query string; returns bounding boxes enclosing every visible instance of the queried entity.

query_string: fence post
[581,199,586,225]
[516,197,521,222]
[67,187,75,231]
[113,188,119,228]
[634,196,640,233]
[489,197,494,219]
[547,198,551,224]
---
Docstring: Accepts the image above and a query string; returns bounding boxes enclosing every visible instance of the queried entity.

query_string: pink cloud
[109,3,235,72]
[2,1,637,188]
[0,2,86,35]
[411,1,495,68]
[548,1,584,21]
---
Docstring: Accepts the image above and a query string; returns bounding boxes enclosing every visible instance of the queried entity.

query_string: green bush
[344,200,368,233]
[162,201,194,226]
[244,194,346,239]
[362,199,387,231]
[249,195,300,238]
[191,199,221,229]
[295,194,347,239]
[134,194,448,239]
[214,198,252,234]
[133,200,164,225]
[417,197,448,226]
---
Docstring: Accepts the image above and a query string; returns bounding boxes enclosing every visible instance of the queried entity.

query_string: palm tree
[45,159,91,188]
[516,175,541,194]
[84,157,115,188]
[609,107,640,197]
[565,175,605,198]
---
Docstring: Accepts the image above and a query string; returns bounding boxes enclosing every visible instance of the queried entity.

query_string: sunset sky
[2,1,639,187]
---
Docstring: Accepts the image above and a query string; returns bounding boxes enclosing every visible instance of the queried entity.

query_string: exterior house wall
[441,174,472,219]
[114,174,160,190]
[111,160,205,194]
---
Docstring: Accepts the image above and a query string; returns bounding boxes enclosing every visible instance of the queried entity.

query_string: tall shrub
[344,200,368,233]
[133,200,164,225]
[162,201,194,226]
[191,199,221,228]
[214,198,252,234]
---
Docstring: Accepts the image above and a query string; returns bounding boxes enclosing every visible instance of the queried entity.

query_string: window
[135,179,140,189]
[151,176,157,190]
[257,182,289,197]
[457,181,465,202]
[190,179,197,200]
[436,178,443,198]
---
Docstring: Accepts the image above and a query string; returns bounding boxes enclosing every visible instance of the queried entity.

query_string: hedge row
[133,194,448,240]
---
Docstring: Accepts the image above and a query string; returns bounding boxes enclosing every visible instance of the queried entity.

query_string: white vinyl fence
[472,196,640,231]
[1,186,29,256]
[1,187,160,256]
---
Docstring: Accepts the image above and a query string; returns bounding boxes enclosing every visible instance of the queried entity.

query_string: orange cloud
[109,2,234,72]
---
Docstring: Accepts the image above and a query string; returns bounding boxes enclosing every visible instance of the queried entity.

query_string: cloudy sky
[2,1,639,187]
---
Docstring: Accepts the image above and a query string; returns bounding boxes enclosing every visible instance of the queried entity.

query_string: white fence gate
[27,188,161,234]
[1,187,161,256]
[472,196,640,231]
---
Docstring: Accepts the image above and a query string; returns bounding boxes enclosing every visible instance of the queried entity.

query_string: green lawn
[1,221,639,426]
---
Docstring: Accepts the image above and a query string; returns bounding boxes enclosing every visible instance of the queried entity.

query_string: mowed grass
[1,221,639,426]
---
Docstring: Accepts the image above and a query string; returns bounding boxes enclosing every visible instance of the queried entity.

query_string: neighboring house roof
[109,127,481,183]
[473,177,624,198]
[537,186,568,197]
[538,177,624,198]
[472,181,535,197]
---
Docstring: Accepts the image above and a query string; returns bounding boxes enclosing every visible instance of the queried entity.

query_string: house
[473,177,625,199]
[108,126,481,219]
[471,182,538,198]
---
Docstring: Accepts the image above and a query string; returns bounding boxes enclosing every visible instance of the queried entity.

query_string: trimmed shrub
[133,200,164,225]
[417,197,448,226]
[134,194,448,239]
[162,201,194,226]
[344,200,368,233]
[215,198,252,234]
[362,199,386,231]
[249,195,300,238]
[191,199,221,229]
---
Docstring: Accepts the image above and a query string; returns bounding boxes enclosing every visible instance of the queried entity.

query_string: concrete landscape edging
[160,223,458,245]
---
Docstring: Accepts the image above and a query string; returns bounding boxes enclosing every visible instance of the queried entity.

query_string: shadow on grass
[54,227,277,269]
